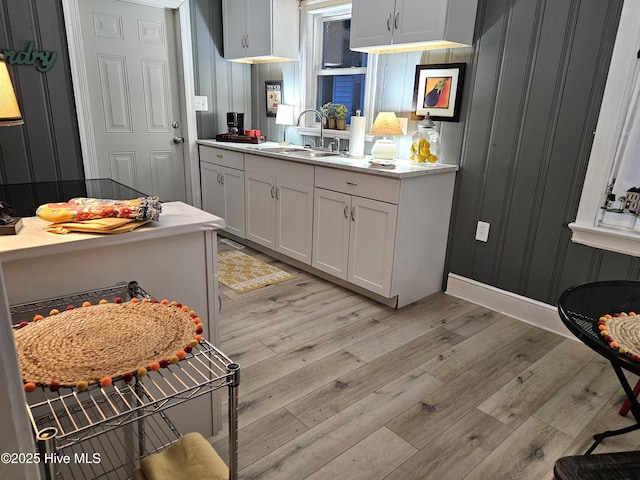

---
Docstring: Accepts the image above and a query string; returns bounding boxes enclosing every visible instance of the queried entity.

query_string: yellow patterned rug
[217,250,295,293]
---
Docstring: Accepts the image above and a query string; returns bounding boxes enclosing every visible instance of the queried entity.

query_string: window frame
[569,0,640,257]
[298,0,378,134]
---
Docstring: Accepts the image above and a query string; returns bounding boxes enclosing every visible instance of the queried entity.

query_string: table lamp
[0,53,24,234]
[0,54,23,127]
[275,104,295,145]
[369,112,404,161]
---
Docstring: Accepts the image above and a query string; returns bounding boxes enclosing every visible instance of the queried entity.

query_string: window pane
[321,19,367,69]
[316,74,366,123]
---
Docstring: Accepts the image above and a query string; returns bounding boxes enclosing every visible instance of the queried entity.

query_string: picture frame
[265,80,282,117]
[412,63,466,122]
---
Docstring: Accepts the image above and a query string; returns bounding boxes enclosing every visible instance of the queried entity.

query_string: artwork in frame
[412,63,466,122]
[265,80,282,117]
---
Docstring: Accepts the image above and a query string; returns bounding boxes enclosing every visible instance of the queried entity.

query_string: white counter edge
[0,202,225,263]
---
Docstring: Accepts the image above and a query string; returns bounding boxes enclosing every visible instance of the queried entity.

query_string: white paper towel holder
[348,110,366,159]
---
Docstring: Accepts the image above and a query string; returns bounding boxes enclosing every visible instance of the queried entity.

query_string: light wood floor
[210,241,640,479]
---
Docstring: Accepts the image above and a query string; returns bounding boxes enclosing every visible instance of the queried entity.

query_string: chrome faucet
[296,109,325,150]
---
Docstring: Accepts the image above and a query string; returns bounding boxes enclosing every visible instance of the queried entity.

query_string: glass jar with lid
[410,114,439,164]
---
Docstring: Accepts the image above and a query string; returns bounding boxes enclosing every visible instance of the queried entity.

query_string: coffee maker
[226,112,245,135]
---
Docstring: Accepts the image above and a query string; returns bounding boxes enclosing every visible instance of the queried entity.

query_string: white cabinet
[350,0,478,53]
[245,155,314,264]
[197,142,457,308]
[313,188,397,296]
[313,165,456,307]
[200,146,246,238]
[222,0,299,63]
[313,168,398,296]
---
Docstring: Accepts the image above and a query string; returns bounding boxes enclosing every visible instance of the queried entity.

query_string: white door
[79,0,187,202]
[312,188,351,279]
[276,179,313,264]
[348,197,397,296]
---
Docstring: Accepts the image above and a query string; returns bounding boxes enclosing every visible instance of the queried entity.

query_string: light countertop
[197,140,458,179]
[0,202,225,262]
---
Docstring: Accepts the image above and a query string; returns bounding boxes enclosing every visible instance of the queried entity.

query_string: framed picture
[265,80,282,117]
[412,63,466,122]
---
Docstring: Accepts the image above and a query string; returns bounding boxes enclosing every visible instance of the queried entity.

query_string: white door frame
[61,0,200,207]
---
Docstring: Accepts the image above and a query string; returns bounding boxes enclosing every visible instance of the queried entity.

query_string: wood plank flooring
[210,241,640,479]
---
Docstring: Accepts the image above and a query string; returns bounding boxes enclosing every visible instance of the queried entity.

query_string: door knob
[173,136,184,144]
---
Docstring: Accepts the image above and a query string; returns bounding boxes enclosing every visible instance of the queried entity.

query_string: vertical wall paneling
[191,0,250,139]
[0,0,84,184]
[445,0,629,306]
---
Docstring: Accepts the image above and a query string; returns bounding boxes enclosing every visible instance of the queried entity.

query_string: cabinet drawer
[315,166,400,204]
[200,146,244,170]
[245,154,314,185]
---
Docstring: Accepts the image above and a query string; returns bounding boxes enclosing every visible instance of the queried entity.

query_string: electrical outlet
[475,221,490,242]
[194,96,208,112]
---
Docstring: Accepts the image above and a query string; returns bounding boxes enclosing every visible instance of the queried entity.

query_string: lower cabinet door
[201,162,224,219]
[348,196,397,296]
[312,188,350,279]
[220,166,245,238]
[276,179,313,264]
[245,171,276,248]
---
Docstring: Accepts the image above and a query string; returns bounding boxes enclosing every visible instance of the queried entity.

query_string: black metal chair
[553,451,640,480]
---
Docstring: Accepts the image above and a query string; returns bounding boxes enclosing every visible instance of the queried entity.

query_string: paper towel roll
[349,115,366,158]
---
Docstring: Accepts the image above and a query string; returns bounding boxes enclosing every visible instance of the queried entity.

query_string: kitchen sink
[248,146,304,153]
[285,150,340,158]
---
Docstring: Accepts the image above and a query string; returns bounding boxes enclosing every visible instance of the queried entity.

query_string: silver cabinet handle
[344,205,349,218]
[271,185,275,198]
[346,181,358,186]
[216,154,223,158]
[220,174,224,185]
[275,186,280,200]
[394,11,399,30]
[386,13,392,31]
[351,207,356,222]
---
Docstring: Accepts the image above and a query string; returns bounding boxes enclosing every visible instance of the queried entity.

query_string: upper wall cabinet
[222,0,299,63]
[350,0,478,54]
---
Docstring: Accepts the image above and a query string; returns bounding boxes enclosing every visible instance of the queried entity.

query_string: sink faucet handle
[330,136,340,152]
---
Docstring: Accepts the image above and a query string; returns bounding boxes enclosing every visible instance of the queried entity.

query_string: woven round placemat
[599,313,640,360]
[14,301,200,387]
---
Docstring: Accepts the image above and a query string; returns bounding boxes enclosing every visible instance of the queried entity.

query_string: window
[569,0,640,256]
[315,18,367,123]
[300,1,376,131]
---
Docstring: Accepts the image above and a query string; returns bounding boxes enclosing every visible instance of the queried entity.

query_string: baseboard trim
[445,273,575,340]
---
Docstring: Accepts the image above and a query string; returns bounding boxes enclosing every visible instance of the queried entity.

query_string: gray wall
[191,0,251,138]
[446,0,637,306]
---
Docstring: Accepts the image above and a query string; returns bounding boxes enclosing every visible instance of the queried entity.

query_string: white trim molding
[569,0,640,256]
[445,273,575,340]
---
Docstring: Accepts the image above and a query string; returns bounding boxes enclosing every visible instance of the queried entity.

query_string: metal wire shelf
[10,281,239,480]
[24,339,235,450]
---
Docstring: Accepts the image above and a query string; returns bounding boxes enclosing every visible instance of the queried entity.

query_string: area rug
[217,250,295,293]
